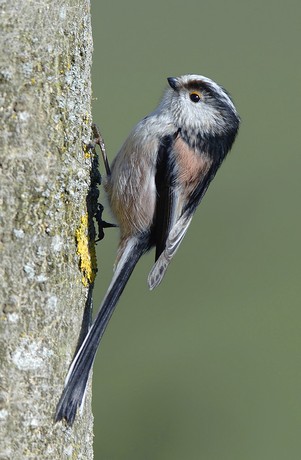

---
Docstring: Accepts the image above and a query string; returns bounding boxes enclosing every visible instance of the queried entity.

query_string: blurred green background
[91,1,301,459]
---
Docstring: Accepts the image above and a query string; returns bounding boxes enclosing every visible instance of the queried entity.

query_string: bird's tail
[55,236,146,425]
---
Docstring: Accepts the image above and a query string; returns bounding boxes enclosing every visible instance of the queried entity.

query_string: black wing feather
[154,134,178,261]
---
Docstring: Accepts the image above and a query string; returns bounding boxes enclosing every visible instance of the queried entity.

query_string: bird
[55,74,240,425]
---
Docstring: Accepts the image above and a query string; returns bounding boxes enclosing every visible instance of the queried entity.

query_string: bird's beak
[167,77,179,90]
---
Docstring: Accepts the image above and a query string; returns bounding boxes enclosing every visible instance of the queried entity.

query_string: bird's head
[162,74,240,143]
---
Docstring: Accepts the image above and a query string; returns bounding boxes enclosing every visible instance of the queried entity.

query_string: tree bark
[0,0,96,458]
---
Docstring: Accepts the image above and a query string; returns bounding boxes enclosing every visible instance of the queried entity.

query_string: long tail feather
[55,236,146,425]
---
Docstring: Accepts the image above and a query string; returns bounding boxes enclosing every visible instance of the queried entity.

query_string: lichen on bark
[0,0,96,458]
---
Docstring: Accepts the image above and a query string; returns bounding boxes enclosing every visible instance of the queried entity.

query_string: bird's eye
[189,92,201,103]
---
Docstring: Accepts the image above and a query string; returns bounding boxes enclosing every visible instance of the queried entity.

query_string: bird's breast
[105,133,159,239]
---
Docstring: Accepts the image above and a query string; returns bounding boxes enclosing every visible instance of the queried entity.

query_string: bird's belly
[106,166,156,238]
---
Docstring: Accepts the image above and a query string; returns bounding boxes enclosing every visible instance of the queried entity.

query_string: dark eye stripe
[186,80,216,98]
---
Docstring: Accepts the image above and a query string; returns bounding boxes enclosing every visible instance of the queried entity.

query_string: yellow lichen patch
[83,143,91,159]
[83,112,91,124]
[75,214,97,287]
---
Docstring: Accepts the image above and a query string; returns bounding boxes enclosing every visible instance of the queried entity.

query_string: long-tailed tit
[56,74,240,425]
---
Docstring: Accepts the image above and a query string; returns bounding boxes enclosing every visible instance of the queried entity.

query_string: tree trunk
[0,0,96,458]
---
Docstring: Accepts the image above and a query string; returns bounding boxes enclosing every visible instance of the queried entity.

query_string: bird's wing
[148,212,193,290]
[148,135,220,290]
[153,134,179,262]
